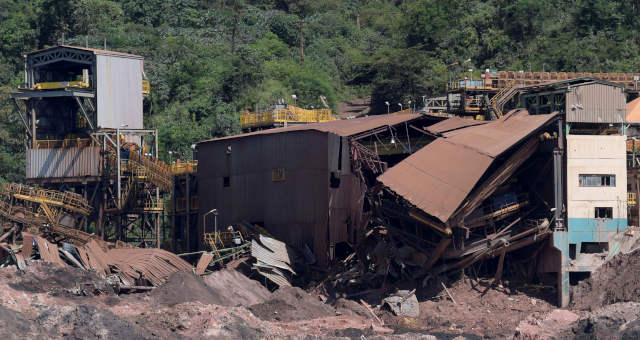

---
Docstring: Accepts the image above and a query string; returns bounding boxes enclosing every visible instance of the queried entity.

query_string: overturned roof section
[378,109,558,223]
[200,114,429,143]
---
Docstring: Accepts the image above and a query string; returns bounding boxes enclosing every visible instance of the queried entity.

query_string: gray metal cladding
[26,147,100,178]
[566,83,626,123]
[197,130,333,264]
[96,55,143,129]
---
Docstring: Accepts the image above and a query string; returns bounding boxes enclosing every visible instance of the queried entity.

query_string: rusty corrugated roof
[379,138,494,223]
[426,116,487,135]
[199,114,428,143]
[442,109,558,157]
[627,97,640,123]
[378,110,558,223]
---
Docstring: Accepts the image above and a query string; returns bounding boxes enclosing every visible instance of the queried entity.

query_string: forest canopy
[1,0,639,182]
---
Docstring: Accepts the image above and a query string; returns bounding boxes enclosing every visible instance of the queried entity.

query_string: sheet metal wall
[328,134,362,248]
[26,146,100,179]
[565,83,626,123]
[198,130,335,265]
[96,55,143,129]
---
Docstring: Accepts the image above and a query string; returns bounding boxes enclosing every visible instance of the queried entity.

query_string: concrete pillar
[553,231,570,307]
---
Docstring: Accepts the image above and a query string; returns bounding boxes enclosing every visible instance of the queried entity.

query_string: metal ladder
[490,79,517,118]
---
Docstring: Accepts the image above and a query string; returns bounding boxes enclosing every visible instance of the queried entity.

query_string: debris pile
[375,110,558,282]
[0,183,100,246]
[250,234,298,287]
[0,263,403,339]
[4,231,192,290]
[515,248,640,339]
[572,247,640,310]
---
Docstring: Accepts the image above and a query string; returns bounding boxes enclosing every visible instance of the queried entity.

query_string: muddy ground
[0,262,407,339]
[1,248,640,339]
[514,248,640,340]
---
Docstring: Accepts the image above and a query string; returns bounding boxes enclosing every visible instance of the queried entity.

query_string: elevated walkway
[0,183,99,245]
[240,106,337,129]
[1,183,92,215]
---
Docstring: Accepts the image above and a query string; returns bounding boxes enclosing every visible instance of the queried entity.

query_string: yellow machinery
[142,80,150,95]
[240,105,337,129]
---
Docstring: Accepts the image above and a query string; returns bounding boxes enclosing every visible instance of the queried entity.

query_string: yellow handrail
[392,108,413,115]
[240,106,337,128]
[32,81,89,90]
[35,138,93,149]
[170,161,198,175]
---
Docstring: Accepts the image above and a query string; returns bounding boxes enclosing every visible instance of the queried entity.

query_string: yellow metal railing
[142,80,150,95]
[33,81,90,90]
[143,198,164,211]
[204,230,244,251]
[629,192,637,206]
[1,183,92,216]
[170,161,198,175]
[240,106,337,128]
[34,138,93,149]
[30,80,150,94]
[392,108,413,115]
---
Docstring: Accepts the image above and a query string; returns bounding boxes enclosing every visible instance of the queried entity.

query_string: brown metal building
[196,114,437,266]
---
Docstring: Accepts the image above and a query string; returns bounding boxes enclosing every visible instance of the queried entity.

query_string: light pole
[289,94,296,127]
[168,151,173,164]
[398,103,403,111]
[191,144,196,161]
[408,100,412,113]
[385,101,390,114]
[519,70,524,86]
[203,208,219,235]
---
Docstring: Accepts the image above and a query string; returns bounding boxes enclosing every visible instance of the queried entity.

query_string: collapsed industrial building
[2,44,640,334]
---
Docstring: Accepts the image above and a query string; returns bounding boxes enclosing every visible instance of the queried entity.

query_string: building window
[223,176,230,187]
[579,174,615,187]
[594,207,613,219]
[272,168,285,182]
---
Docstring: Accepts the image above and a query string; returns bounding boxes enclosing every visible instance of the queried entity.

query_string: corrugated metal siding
[197,130,331,265]
[566,83,626,123]
[26,147,100,179]
[96,55,143,129]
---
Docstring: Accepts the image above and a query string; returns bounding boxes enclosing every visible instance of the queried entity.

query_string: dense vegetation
[1,0,640,181]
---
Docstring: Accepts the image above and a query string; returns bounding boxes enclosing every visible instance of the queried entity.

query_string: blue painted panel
[568,218,627,243]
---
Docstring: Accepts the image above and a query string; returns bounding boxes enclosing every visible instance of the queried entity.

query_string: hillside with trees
[1,0,639,181]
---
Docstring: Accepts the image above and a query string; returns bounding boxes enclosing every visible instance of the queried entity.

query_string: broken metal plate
[383,290,420,318]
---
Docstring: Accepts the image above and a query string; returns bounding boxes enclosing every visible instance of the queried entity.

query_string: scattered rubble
[249,286,335,322]
[0,262,407,339]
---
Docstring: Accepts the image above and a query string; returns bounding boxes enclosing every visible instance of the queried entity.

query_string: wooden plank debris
[195,253,215,275]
